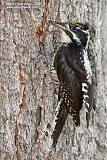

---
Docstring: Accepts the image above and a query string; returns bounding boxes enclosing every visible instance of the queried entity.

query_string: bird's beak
[49,21,67,32]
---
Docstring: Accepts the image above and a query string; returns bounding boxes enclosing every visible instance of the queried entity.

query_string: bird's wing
[54,50,83,126]
[55,47,93,128]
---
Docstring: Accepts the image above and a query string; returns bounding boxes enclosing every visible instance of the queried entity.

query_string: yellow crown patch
[70,20,84,24]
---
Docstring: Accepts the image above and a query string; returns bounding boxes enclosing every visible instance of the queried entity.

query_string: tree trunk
[0,0,107,160]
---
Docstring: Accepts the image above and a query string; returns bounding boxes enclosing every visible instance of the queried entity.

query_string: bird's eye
[69,24,77,31]
[72,26,77,31]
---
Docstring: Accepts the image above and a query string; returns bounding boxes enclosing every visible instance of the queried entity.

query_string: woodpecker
[50,20,93,147]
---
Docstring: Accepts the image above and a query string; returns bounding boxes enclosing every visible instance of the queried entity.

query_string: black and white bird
[50,20,93,147]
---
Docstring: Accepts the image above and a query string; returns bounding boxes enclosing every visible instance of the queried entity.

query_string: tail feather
[51,97,68,147]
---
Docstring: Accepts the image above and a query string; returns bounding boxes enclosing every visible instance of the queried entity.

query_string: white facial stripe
[70,31,81,44]
[60,30,72,43]
[82,29,90,35]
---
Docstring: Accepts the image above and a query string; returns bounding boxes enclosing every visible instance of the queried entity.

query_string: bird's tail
[51,90,68,147]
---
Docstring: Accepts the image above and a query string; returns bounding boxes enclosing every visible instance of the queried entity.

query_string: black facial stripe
[69,23,89,31]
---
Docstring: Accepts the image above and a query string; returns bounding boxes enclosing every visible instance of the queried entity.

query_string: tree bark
[0,0,107,160]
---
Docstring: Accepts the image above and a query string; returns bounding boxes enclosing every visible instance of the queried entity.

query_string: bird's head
[50,20,90,47]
